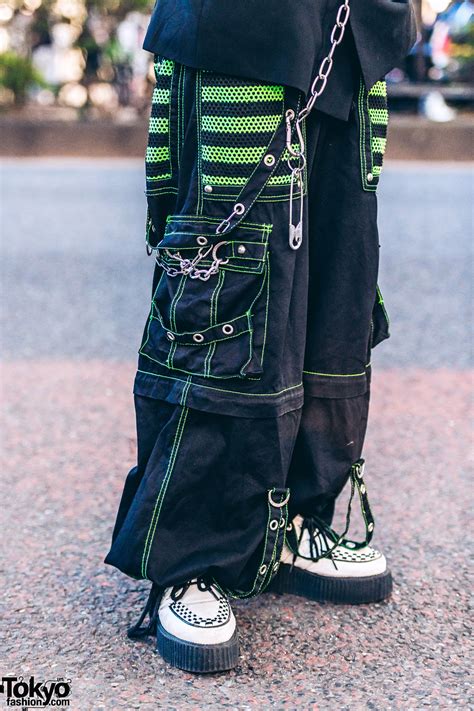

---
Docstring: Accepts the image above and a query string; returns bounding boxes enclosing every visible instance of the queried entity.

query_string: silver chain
[156,241,230,281]
[212,0,351,250]
[286,0,351,249]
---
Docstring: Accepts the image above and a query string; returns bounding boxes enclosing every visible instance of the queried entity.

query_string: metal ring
[233,203,245,215]
[222,324,234,336]
[193,333,205,343]
[268,490,290,508]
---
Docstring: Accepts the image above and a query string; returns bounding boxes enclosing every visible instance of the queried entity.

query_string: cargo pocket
[145,55,180,198]
[198,71,305,204]
[357,78,389,192]
[140,215,272,379]
[371,285,390,348]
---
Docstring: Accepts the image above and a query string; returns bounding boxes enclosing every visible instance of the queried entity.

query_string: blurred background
[0,0,472,156]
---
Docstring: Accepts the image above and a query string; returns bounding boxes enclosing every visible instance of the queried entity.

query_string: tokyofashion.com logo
[0,676,71,707]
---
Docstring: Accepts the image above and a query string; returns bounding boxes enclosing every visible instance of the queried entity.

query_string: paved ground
[1,160,472,709]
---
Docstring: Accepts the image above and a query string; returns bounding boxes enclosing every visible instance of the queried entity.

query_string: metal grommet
[193,333,205,343]
[264,153,275,167]
[259,565,267,576]
[237,244,246,255]
[268,490,290,508]
[269,519,279,531]
[204,185,213,193]
[273,562,280,573]
[360,484,366,495]
[233,203,245,215]
[286,523,293,532]
[222,324,234,336]
[196,236,208,246]
[368,522,374,532]
[166,332,175,341]
[279,518,285,528]
[367,172,374,182]
[345,541,356,549]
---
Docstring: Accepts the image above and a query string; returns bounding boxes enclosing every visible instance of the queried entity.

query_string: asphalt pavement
[0,159,472,709]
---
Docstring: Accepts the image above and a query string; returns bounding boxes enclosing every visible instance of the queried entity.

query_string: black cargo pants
[105,56,390,596]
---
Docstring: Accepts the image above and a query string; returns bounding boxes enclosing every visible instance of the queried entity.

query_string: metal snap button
[259,564,267,576]
[237,244,246,255]
[367,172,374,182]
[193,333,205,343]
[269,519,279,531]
[197,236,208,246]
[222,324,234,336]
[166,332,175,341]
[264,153,275,167]
[204,185,213,193]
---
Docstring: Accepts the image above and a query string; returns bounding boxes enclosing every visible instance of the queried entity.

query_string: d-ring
[268,489,290,508]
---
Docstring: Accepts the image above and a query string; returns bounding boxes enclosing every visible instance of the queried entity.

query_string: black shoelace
[127,578,218,640]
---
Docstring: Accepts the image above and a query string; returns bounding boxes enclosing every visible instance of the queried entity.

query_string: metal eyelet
[193,333,205,343]
[279,518,285,528]
[360,484,366,494]
[237,244,246,255]
[259,565,267,576]
[268,490,290,508]
[197,236,208,246]
[269,519,279,531]
[368,522,374,532]
[286,523,293,532]
[233,203,245,215]
[273,562,280,573]
[264,153,276,167]
[166,332,175,341]
[222,324,234,336]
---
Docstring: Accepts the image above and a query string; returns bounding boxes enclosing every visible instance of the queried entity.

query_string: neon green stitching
[376,284,390,327]
[137,369,302,398]
[141,405,189,578]
[303,364,371,377]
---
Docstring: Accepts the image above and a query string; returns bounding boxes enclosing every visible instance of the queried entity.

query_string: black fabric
[142,0,417,121]
[134,59,390,418]
[105,58,389,596]
[105,388,369,593]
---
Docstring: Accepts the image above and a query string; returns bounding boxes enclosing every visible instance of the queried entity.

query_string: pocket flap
[157,216,271,270]
[153,309,251,346]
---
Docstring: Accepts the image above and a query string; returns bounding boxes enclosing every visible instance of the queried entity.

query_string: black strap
[286,458,375,562]
[218,486,291,599]
[214,90,303,237]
